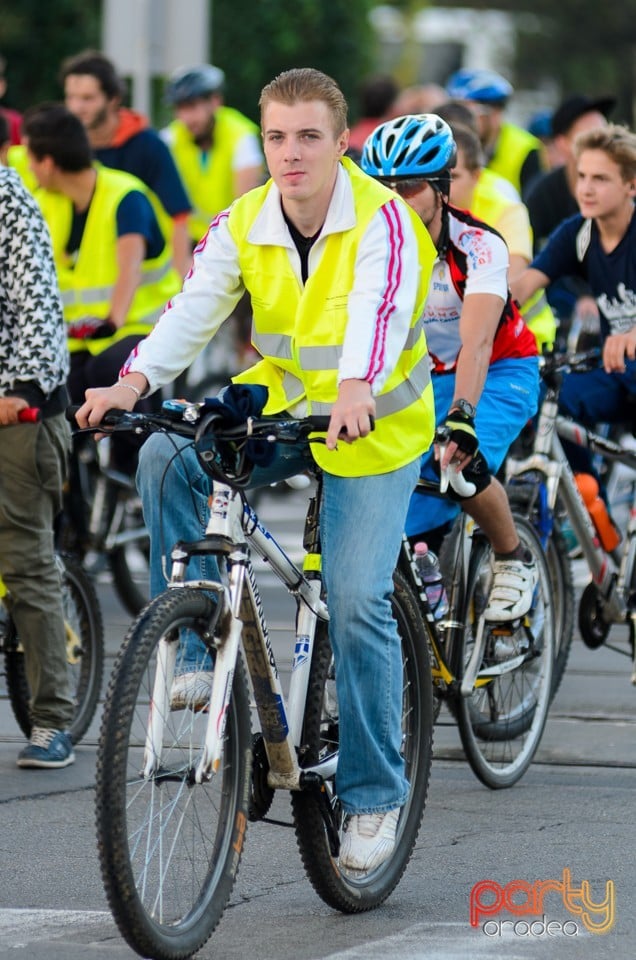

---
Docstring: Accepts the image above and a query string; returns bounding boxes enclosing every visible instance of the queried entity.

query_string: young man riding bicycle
[75,68,437,875]
[512,124,636,486]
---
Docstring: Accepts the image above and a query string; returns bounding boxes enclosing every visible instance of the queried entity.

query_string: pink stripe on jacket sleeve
[363,199,404,383]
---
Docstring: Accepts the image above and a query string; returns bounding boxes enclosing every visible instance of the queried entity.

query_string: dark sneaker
[17,727,75,769]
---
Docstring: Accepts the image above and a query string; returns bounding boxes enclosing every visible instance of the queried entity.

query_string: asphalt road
[0,487,634,960]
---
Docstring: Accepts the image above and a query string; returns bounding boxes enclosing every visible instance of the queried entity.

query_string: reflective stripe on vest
[309,352,431,420]
[252,319,425,371]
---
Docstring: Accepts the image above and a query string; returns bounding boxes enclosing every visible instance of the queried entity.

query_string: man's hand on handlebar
[602,329,636,374]
[0,396,29,426]
[74,378,147,430]
[326,379,375,450]
[434,409,479,473]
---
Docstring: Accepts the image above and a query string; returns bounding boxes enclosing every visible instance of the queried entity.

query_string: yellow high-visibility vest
[232,157,436,476]
[37,164,181,355]
[165,106,261,243]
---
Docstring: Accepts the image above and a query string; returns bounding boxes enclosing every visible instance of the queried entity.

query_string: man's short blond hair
[574,124,636,182]
[259,67,348,136]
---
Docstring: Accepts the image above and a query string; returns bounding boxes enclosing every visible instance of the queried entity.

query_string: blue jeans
[406,357,539,537]
[137,432,419,814]
[558,361,636,477]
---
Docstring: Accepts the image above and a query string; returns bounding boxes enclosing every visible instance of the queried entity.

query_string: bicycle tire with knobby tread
[96,588,252,960]
[4,554,104,744]
[291,568,434,912]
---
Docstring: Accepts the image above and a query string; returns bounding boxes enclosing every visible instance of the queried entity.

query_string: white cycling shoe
[484,557,538,622]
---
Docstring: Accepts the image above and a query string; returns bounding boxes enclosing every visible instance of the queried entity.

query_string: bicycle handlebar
[0,407,42,425]
[65,402,372,445]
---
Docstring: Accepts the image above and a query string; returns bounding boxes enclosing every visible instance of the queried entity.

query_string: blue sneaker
[17,727,75,769]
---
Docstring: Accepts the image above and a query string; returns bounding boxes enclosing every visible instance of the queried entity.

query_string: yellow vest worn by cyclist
[488,122,545,197]
[472,170,556,350]
[37,164,181,356]
[6,144,39,194]
[165,106,261,243]
[232,157,436,476]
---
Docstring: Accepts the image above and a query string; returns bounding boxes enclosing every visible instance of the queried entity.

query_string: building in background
[101,0,209,118]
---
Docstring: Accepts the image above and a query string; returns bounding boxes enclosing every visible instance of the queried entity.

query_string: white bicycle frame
[506,393,636,627]
[142,480,331,787]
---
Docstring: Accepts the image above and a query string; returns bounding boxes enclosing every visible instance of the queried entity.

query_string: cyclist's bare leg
[462,476,520,554]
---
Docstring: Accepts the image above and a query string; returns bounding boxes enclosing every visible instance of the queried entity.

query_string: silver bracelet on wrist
[116,381,142,400]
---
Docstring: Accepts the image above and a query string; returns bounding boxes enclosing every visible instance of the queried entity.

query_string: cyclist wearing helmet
[362,113,540,622]
[445,68,546,199]
[162,64,264,246]
[60,49,192,278]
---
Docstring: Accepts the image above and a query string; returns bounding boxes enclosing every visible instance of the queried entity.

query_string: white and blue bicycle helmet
[360,113,457,186]
[445,68,513,106]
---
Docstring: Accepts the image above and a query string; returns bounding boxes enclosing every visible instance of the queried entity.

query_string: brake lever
[437,442,477,497]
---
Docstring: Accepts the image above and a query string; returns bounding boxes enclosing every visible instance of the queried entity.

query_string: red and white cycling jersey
[424,205,537,373]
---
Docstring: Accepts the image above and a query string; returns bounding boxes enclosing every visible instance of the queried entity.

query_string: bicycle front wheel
[4,554,104,744]
[96,589,251,960]
[456,516,555,789]
[291,568,434,912]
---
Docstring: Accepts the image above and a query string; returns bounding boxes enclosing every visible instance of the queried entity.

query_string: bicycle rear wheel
[507,475,574,698]
[96,589,251,960]
[291,568,433,912]
[456,516,554,789]
[4,554,104,744]
[108,492,150,616]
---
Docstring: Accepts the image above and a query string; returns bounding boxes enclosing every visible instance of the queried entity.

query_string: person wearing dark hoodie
[60,49,193,277]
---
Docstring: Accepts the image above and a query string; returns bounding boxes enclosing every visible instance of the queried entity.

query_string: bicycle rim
[4,554,104,744]
[96,589,251,960]
[291,569,434,911]
[457,518,554,788]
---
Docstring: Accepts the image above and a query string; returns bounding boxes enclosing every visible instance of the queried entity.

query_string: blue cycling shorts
[405,356,540,537]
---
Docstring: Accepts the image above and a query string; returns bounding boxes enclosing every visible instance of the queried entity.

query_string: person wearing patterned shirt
[0,167,75,768]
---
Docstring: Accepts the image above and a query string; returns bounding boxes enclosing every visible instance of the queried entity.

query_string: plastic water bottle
[413,542,449,620]
[574,473,621,552]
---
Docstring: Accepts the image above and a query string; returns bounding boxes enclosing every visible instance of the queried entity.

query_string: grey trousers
[0,413,74,729]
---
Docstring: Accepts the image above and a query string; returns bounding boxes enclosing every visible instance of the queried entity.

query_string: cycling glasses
[378,176,451,199]
[377,177,429,198]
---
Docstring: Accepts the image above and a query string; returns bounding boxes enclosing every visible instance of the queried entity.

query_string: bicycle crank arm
[475,652,527,678]
[460,617,487,696]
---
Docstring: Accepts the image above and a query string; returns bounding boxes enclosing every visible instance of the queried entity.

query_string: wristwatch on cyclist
[450,398,476,419]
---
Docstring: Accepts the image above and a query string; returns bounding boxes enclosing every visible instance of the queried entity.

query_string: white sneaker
[170,671,214,711]
[484,557,538,622]
[339,808,400,873]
